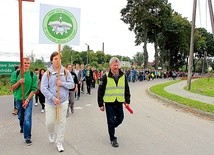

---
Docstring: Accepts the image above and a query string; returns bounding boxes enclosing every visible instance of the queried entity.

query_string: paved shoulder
[164,80,214,105]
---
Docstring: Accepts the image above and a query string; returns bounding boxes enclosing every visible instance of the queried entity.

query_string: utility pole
[85,43,90,65]
[187,0,197,90]
[102,42,104,54]
[208,0,214,39]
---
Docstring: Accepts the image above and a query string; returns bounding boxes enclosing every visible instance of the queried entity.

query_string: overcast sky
[0,0,212,62]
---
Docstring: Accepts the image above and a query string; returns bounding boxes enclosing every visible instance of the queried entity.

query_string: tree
[61,45,73,66]
[121,0,173,69]
[28,50,36,63]
[133,52,144,66]
[160,12,191,70]
[30,59,46,71]
[96,51,106,64]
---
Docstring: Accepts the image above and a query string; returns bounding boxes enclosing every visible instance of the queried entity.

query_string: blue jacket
[41,65,74,106]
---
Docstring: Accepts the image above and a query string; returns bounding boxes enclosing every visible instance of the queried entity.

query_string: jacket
[97,69,131,107]
[41,65,74,106]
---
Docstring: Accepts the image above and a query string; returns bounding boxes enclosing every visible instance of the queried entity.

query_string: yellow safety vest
[103,74,125,102]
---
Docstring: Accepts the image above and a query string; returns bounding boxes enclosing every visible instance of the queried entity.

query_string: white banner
[39,4,80,45]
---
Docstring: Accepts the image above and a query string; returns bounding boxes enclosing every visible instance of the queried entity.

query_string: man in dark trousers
[97,57,131,147]
[85,65,93,94]
[66,64,78,116]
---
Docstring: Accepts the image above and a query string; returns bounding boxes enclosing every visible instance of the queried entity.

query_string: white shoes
[48,133,55,143]
[49,133,64,152]
[56,142,64,152]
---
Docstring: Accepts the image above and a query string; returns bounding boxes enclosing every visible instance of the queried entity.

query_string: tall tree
[160,12,191,70]
[133,51,144,66]
[121,0,172,69]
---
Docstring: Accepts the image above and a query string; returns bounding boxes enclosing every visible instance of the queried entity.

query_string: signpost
[0,62,20,75]
[40,4,80,122]
[18,0,35,104]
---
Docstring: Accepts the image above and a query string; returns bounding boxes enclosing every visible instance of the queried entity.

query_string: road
[0,79,214,155]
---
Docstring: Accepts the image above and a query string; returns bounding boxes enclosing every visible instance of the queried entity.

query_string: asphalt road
[0,79,214,155]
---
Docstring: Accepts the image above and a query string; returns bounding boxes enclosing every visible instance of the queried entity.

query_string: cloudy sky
[0,0,212,62]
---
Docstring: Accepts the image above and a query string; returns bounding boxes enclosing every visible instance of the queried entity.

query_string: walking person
[74,63,82,100]
[97,57,131,147]
[80,63,86,94]
[66,64,78,116]
[41,52,74,152]
[12,65,19,115]
[37,68,46,113]
[34,68,39,106]
[10,57,38,146]
[85,65,93,94]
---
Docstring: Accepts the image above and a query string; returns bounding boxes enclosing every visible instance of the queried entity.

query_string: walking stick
[56,44,61,123]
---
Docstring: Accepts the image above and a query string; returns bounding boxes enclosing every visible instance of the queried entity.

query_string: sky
[0,0,213,62]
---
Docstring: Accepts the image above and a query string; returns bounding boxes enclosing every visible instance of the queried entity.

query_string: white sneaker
[41,109,45,113]
[35,103,38,106]
[56,142,64,152]
[48,133,54,143]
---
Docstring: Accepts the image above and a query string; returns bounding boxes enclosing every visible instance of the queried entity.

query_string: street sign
[0,62,20,75]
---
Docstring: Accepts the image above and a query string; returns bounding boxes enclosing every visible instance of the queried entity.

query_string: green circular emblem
[43,8,78,44]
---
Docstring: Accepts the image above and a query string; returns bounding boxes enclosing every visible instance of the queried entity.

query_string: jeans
[105,104,124,141]
[16,99,33,140]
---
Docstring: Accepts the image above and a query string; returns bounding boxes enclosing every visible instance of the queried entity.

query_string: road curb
[146,88,214,121]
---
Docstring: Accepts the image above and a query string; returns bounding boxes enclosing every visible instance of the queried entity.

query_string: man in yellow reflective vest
[97,57,131,147]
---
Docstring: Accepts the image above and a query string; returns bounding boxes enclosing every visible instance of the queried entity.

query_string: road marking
[85,104,93,107]
[74,107,83,110]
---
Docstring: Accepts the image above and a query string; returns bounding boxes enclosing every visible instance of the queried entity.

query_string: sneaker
[49,133,55,143]
[35,103,38,106]
[25,139,32,146]
[56,142,64,152]
[41,109,45,113]
[111,139,119,147]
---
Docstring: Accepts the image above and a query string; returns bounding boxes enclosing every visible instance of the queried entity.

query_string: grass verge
[184,78,214,97]
[149,80,214,114]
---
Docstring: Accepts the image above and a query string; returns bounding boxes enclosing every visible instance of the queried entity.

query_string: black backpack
[16,70,34,79]
[16,70,38,94]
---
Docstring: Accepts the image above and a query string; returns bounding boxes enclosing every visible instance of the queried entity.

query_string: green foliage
[61,45,73,66]
[133,52,144,66]
[30,59,46,71]
[150,80,214,113]
[0,75,12,95]
[121,0,174,68]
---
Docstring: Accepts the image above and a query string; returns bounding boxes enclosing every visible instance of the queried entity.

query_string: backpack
[16,70,39,94]
[46,69,68,81]
[16,70,34,79]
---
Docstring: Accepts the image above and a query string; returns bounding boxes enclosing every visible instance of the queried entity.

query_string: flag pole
[56,44,61,123]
